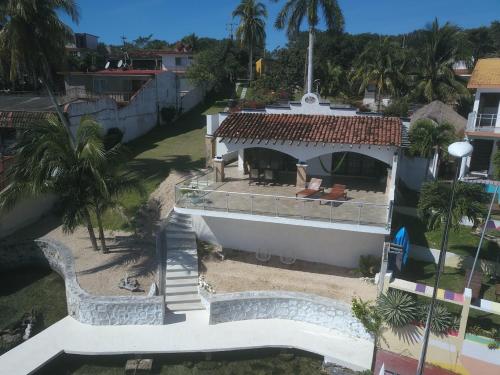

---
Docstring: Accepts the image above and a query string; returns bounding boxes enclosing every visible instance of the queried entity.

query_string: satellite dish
[117,60,123,68]
[105,61,110,69]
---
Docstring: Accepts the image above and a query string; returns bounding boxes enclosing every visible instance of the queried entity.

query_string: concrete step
[166,262,197,271]
[165,277,198,287]
[165,285,199,295]
[167,301,204,312]
[166,232,196,241]
[169,215,192,224]
[166,293,200,303]
[166,223,193,232]
[165,270,198,279]
[167,251,198,261]
[166,239,197,249]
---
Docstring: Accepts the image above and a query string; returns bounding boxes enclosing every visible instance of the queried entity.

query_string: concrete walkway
[0,312,373,374]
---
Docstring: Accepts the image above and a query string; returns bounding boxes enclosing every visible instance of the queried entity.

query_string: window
[175,57,183,66]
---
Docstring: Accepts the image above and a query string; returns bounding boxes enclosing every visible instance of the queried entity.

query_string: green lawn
[0,267,67,354]
[99,103,209,230]
[399,259,500,331]
[392,212,500,262]
[203,100,229,115]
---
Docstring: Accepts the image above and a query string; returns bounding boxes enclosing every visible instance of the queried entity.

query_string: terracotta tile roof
[214,113,402,146]
[0,111,54,128]
[468,58,500,88]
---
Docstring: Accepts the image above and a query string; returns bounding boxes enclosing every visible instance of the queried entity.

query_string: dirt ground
[200,247,377,303]
[9,171,191,296]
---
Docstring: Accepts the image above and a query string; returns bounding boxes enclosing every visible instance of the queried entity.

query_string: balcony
[467,111,499,134]
[174,164,393,232]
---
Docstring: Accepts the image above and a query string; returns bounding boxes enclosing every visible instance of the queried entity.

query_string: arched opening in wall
[241,148,298,185]
[307,152,390,196]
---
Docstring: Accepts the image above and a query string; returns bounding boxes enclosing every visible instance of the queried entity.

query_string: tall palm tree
[233,0,267,82]
[351,37,407,112]
[409,119,455,179]
[272,0,344,94]
[413,19,468,103]
[0,0,80,143]
[0,116,105,251]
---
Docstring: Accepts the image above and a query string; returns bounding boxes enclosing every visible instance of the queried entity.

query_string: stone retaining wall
[200,290,372,341]
[0,239,164,325]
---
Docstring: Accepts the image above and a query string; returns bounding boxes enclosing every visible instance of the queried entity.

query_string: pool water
[37,350,330,375]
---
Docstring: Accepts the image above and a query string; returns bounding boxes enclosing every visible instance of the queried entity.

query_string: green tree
[0,0,80,143]
[272,0,344,94]
[418,180,488,230]
[409,119,455,179]
[0,116,104,251]
[351,37,407,112]
[233,0,267,82]
[412,19,468,103]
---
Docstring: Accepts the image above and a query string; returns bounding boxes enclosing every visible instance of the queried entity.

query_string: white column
[472,90,481,113]
[237,149,245,171]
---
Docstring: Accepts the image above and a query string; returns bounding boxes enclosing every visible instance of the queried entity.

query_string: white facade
[191,214,386,268]
[161,53,193,71]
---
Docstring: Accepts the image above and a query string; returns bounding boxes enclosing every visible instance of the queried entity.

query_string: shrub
[383,99,409,117]
[103,128,124,150]
[351,297,382,337]
[417,302,459,335]
[161,106,178,125]
[376,290,418,328]
[359,255,380,277]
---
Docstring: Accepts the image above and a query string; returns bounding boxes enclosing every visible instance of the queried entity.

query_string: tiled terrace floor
[177,164,390,227]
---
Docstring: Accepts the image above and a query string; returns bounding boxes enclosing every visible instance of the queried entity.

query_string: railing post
[226,193,229,212]
[275,197,279,217]
[357,203,362,225]
[302,200,305,219]
[330,201,333,222]
[250,195,254,215]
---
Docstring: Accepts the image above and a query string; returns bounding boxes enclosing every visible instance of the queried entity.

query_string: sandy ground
[9,171,192,296]
[201,247,377,303]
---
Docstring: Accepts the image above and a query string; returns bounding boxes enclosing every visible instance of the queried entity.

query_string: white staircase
[164,212,203,312]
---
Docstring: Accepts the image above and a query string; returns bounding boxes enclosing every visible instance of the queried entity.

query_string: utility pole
[226,23,236,41]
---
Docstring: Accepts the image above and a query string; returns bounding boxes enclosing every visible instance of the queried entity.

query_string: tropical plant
[272,0,344,94]
[233,0,267,82]
[408,119,455,179]
[0,115,103,251]
[376,290,418,328]
[412,19,468,103]
[417,302,460,335]
[493,150,500,180]
[351,297,382,337]
[418,180,488,230]
[358,255,380,277]
[351,37,407,112]
[0,0,80,141]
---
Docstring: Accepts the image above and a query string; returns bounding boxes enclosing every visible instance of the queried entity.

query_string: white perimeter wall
[65,72,178,142]
[192,215,385,268]
[0,195,56,238]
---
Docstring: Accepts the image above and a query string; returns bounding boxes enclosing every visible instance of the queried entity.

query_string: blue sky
[61,0,500,50]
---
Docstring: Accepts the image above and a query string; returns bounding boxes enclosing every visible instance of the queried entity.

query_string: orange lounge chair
[321,184,347,201]
[296,178,323,198]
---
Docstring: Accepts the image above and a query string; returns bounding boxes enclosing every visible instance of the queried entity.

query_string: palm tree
[233,0,267,82]
[351,37,407,112]
[272,0,344,94]
[409,119,455,179]
[0,0,80,143]
[0,116,105,251]
[412,19,468,103]
[418,180,488,231]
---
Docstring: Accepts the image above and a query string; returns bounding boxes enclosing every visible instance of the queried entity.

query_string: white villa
[174,93,407,268]
[462,58,500,181]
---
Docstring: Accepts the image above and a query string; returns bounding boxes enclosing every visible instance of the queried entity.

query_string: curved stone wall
[0,239,164,325]
[200,290,372,341]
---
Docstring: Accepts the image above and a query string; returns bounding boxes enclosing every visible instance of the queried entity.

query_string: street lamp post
[416,141,473,375]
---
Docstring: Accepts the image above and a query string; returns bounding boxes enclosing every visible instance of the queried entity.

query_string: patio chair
[249,168,261,185]
[320,184,347,203]
[263,169,275,185]
[295,178,324,198]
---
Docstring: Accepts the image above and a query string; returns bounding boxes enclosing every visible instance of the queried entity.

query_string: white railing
[174,172,392,229]
[467,111,499,132]
[64,87,133,102]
